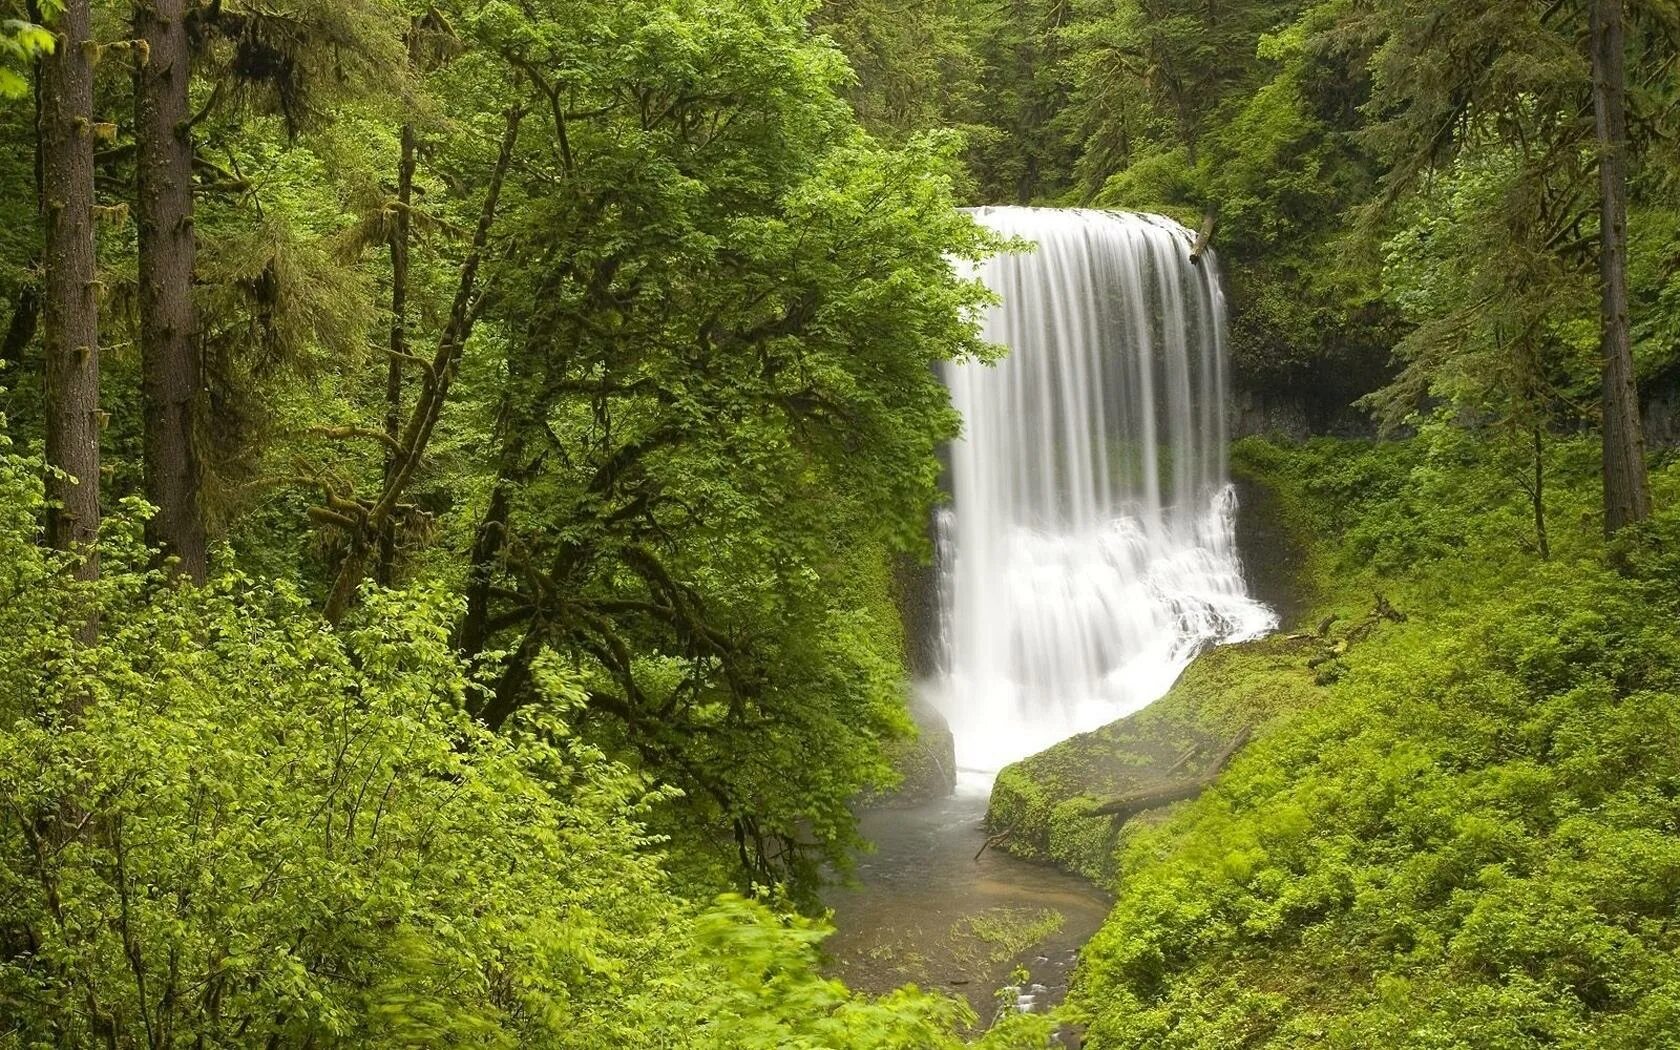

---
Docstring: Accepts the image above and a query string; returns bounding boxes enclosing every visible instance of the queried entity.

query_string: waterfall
[930,207,1276,773]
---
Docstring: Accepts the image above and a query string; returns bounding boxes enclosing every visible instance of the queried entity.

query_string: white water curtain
[933,207,1276,772]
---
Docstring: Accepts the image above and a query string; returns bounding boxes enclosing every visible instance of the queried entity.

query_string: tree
[39,0,98,595]
[134,0,207,580]
[968,0,1081,202]
[811,0,992,142]
[1348,0,1673,531]
[316,102,522,623]
[1591,0,1652,533]
[428,0,997,895]
[377,116,413,585]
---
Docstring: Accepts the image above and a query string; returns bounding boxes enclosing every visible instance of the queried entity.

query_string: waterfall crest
[932,207,1275,773]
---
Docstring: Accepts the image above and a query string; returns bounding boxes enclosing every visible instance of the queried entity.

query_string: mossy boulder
[868,695,957,806]
[985,633,1321,884]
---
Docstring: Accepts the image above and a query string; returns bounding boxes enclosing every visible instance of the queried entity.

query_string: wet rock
[866,695,956,807]
[1231,464,1312,630]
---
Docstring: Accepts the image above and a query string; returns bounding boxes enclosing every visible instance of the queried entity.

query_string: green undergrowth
[0,425,1052,1050]
[1053,424,1680,1047]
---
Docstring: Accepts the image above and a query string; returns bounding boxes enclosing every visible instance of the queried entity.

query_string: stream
[824,772,1109,1037]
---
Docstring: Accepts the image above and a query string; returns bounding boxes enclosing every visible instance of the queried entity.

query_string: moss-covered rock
[1231,459,1315,631]
[868,695,956,806]
[985,633,1321,884]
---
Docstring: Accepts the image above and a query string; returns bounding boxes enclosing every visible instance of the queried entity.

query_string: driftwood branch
[1164,741,1203,776]
[974,828,1012,862]
[1083,726,1252,820]
[1188,205,1218,263]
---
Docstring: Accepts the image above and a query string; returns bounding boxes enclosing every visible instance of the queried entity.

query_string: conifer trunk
[1591,0,1652,534]
[1532,426,1550,560]
[135,0,206,581]
[41,0,101,592]
[378,121,415,585]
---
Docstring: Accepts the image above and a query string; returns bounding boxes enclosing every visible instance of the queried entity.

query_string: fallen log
[1083,725,1252,820]
[1188,205,1218,263]
[973,827,1013,862]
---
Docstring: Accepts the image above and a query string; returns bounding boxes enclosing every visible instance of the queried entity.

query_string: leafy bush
[0,431,999,1048]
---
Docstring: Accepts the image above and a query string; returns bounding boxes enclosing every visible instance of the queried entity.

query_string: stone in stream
[862,695,956,806]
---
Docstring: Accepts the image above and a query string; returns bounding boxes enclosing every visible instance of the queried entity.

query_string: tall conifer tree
[135,0,207,579]
[1591,0,1652,533]
[40,0,100,594]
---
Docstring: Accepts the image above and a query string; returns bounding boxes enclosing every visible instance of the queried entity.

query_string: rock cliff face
[1228,370,1383,442]
[1230,462,1313,632]
[891,548,943,680]
[860,692,957,807]
[1231,356,1680,448]
[1646,370,1680,450]
[874,546,957,806]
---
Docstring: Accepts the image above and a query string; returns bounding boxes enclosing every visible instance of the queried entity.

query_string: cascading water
[930,207,1276,773]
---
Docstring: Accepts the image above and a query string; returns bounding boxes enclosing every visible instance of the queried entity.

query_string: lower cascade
[931,206,1276,773]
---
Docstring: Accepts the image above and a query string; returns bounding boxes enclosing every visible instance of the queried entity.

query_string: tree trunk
[41,0,101,596]
[1083,726,1252,820]
[457,467,512,659]
[1189,204,1218,264]
[1532,426,1550,560]
[1591,0,1652,534]
[135,0,207,581]
[378,120,415,585]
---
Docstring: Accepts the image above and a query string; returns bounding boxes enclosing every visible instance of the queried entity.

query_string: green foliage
[1067,434,1680,1048]
[811,0,992,146]
[954,907,1066,966]
[0,426,992,1046]
[813,0,1084,204]
[0,9,53,99]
